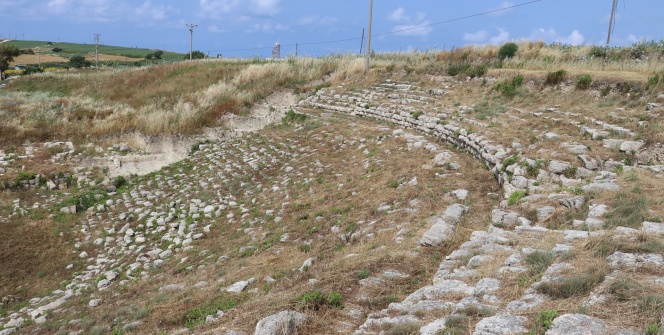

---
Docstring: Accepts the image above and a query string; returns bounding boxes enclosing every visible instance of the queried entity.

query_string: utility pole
[36,48,41,68]
[295,43,298,58]
[364,0,373,73]
[186,24,198,60]
[606,0,618,48]
[94,34,101,70]
[360,29,365,55]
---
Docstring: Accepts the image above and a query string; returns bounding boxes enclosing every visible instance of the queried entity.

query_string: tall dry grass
[0,57,365,147]
[1,42,663,148]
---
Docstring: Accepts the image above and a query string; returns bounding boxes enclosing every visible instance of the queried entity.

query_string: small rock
[254,310,308,335]
[544,313,607,335]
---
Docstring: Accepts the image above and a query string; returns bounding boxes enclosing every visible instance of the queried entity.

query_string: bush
[576,74,592,90]
[529,309,559,335]
[498,42,519,60]
[447,63,488,78]
[184,50,205,60]
[69,55,91,69]
[589,46,607,58]
[546,70,567,86]
[494,75,523,98]
[282,109,308,123]
[52,47,63,52]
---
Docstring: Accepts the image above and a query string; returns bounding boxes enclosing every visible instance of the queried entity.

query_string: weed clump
[282,109,309,124]
[525,251,556,277]
[546,70,567,86]
[576,74,592,90]
[297,290,344,311]
[536,265,607,299]
[529,309,558,335]
[493,74,524,98]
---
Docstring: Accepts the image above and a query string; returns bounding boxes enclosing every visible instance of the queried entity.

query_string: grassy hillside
[0,41,664,334]
[6,40,184,62]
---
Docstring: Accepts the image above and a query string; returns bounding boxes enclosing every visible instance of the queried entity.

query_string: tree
[154,50,163,59]
[498,42,519,60]
[69,55,91,69]
[184,50,205,60]
[0,44,20,80]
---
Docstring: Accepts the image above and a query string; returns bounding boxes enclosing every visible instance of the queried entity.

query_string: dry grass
[10,54,69,65]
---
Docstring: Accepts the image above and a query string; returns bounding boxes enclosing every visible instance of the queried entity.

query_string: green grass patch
[605,188,649,229]
[535,266,606,299]
[184,296,238,329]
[296,290,344,311]
[507,191,527,206]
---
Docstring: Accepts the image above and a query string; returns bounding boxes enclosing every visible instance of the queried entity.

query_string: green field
[6,40,184,61]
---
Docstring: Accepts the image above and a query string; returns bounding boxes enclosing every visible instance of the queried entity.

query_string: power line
[212,0,545,54]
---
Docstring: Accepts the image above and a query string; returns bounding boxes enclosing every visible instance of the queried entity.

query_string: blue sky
[1,0,662,57]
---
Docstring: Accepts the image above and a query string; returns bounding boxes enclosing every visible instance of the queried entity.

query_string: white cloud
[529,28,585,46]
[392,22,433,37]
[388,8,432,38]
[245,21,288,34]
[199,0,240,18]
[250,0,281,16]
[463,28,509,45]
[134,1,168,21]
[558,30,584,45]
[463,30,489,43]
[389,7,409,22]
[490,28,510,44]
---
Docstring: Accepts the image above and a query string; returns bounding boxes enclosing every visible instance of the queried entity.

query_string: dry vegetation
[1,41,664,334]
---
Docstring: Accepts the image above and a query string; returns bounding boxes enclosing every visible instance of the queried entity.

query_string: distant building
[272,42,281,59]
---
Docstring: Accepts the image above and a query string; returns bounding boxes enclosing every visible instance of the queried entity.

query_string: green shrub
[69,55,91,69]
[498,42,519,60]
[357,269,370,280]
[501,156,519,171]
[508,191,526,206]
[447,63,488,78]
[411,110,424,119]
[601,85,612,96]
[52,47,62,52]
[647,73,660,90]
[529,309,559,335]
[589,46,608,58]
[282,109,308,123]
[576,74,592,90]
[546,70,567,86]
[325,291,344,309]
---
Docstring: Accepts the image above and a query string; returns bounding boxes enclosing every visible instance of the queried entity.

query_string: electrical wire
[214,0,546,53]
